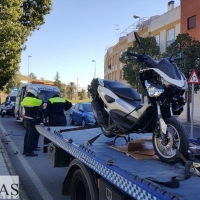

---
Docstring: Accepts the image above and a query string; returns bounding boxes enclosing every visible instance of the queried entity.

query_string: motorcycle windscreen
[155,58,182,80]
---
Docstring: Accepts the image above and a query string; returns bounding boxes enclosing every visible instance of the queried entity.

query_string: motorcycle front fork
[156,101,173,140]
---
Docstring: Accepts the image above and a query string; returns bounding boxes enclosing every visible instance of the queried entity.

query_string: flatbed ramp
[36,125,200,200]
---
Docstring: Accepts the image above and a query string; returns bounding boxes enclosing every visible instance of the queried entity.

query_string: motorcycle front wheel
[1,112,5,118]
[153,118,189,163]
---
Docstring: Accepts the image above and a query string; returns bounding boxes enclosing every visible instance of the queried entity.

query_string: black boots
[26,152,38,157]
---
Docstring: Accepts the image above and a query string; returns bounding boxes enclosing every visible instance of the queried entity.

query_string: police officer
[43,93,72,126]
[21,87,43,156]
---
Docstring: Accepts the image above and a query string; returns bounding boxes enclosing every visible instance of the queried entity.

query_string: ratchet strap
[145,150,194,188]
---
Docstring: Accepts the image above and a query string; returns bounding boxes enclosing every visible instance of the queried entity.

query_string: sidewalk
[0,139,10,176]
[0,127,28,200]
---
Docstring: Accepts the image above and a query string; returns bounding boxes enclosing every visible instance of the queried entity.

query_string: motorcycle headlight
[161,77,171,87]
[145,80,164,97]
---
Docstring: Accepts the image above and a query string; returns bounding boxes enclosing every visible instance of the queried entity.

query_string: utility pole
[77,77,78,92]
[92,60,96,78]
[28,55,32,83]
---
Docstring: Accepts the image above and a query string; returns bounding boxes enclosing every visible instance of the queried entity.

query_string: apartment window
[155,35,159,45]
[167,28,174,47]
[188,16,196,29]
[120,70,123,80]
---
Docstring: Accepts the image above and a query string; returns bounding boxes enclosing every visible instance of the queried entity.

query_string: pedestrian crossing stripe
[188,70,200,84]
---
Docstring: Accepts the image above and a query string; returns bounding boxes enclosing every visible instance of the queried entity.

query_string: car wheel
[82,118,86,127]
[70,115,74,124]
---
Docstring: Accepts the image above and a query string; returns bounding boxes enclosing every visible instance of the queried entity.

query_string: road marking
[0,120,54,200]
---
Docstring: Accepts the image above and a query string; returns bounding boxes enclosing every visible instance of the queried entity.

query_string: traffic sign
[188,70,200,84]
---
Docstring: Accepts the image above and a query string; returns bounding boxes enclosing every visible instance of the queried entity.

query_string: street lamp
[28,55,32,83]
[133,15,141,19]
[92,60,96,78]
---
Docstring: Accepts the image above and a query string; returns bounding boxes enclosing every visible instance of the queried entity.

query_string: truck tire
[66,159,99,200]
[70,169,91,200]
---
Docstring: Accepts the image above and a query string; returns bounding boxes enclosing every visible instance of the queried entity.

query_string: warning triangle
[188,70,200,84]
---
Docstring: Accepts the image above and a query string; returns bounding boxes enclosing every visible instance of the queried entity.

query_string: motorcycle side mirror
[134,32,141,44]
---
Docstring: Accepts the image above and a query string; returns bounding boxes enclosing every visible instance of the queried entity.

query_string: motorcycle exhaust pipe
[91,100,107,128]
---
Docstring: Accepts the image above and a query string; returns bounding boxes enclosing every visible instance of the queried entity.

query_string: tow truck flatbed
[36,125,200,200]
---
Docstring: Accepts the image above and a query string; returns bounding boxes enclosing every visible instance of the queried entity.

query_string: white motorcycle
[1,101,15,118]
[92,32,189,163]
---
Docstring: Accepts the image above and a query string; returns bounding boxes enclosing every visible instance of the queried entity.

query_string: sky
[20,0,180,88]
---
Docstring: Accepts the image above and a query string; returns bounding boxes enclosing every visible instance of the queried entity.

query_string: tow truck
[35,123,200,200]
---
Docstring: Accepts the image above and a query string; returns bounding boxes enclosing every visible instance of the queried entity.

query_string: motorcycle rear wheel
[1,112,5,118]
[153,118,189,163]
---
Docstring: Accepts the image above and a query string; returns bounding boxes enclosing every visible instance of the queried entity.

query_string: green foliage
[0,0,52,89]
[54,71,62,88]
[78,89,86,100]
[29,72,37,79]
[19,0,52,30]
[87,78,99,99]
[59,83,67,98]
[70,99,91,104]
[3,73,21,94]
[66,82,76,100]
[162,33,200,92]
[120,36,161,95]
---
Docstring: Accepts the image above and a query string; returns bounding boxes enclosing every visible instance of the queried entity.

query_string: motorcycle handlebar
[173,57,183,61]
[126,51,143,58]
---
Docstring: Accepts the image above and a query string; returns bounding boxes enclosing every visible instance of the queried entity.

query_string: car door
[76,104,84,123]
[72,104,79,122]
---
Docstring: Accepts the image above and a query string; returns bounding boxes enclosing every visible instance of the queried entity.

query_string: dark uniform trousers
[43,114,66,146]
[24,118,39,154]
[49,114,67,126]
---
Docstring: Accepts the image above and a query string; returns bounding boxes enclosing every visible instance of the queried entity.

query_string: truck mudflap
[36,125,200,200]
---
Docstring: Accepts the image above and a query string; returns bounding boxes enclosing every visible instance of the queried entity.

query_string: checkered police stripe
[37,126,170,200]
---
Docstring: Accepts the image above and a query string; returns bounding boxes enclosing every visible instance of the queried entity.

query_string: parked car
[69,103,96,126]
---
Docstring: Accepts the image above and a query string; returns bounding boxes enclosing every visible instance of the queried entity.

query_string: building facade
[181,0,200,40]
[104,1,180,86]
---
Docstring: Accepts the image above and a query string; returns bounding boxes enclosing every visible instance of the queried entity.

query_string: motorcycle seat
[103,80,141,102]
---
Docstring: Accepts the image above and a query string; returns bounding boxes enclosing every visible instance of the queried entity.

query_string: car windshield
[83,104,92,112]
[38,90,60,102]
[10,96,16,102]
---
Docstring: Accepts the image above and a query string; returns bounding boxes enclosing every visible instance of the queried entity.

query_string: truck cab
[15,81,61,123]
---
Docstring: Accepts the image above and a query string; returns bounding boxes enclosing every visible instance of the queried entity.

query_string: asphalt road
[0,116,199,200]
[0,116,73,200]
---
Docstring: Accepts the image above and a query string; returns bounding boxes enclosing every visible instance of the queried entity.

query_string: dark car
[69,103,96,126]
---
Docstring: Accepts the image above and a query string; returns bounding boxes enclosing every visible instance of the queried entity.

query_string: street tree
[162,33,200,122]
[29,72,37,79]
[67,82,76,100]
[0,0,52,89]
[78,89,86,100]
[3,73,21,94]
[120,36,161,97]
[19,0,52,30]
[54,71,62,89]
[87,78,99,99]
[59,83,67,98]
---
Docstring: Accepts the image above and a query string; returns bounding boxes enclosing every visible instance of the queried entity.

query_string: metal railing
[120,17,150,38]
